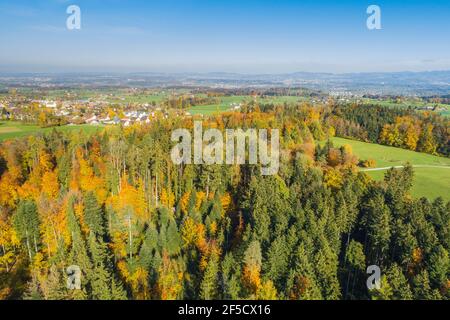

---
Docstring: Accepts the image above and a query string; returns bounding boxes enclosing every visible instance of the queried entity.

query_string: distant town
[0,73,449,128]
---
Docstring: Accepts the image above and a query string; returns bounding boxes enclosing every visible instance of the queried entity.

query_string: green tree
[364,193,392,262]
[413,270,442,300]
[385,264,413,300]
[88,232,112,300]
[289,243,322,300]
[67,197,92,298]
[13,200,40,260]
[200,253,219,300]
[84,192,105,237]
[427,245,449,289]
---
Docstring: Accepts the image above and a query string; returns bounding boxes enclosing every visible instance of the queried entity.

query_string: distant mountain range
[1,70,449,96]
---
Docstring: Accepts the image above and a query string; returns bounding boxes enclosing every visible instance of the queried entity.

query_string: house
[231,103,242,110]
[121,118,131,127]
[34,100,57,108]
[44,101,57,108]
[85,115,98,124]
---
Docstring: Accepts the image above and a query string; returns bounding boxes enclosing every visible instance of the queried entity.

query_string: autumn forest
[0,102,449,300]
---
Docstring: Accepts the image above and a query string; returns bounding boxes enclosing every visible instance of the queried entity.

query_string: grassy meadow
[188,95,305,115]
[331,137,450,200]
[0,121,103,142]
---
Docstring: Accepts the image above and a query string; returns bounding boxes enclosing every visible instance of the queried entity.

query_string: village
[0,93,186,127]
[0,87,448,129]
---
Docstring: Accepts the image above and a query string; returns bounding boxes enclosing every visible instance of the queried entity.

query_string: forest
[0,103,449,300]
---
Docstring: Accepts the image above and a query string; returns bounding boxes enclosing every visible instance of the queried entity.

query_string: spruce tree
[84,192,105,237]
[200,253,219,300]
[13,200,40,259]
[88,232,112,300]
[67,197,93,298]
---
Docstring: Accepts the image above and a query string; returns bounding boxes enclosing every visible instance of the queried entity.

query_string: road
[361,165,450,172]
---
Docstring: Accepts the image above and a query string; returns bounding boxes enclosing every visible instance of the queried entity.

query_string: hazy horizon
[1,68,450,76]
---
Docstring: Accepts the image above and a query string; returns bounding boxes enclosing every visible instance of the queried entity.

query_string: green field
[440,108,450,117]
[106,92,169,104]
[188,96,243,115]
[10,88,175,105]
[0,121,103,142]
[188,104,231,115]
[331,137,450,200]
[361,98,450,117]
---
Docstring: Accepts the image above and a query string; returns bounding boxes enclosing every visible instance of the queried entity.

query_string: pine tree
[45,265,68,300]
[264,235,289,287]
[364,193,392,262]
[111,277,127,300]
[67,197,92,298]
[139,223,158,269]
[385,264,413,300]
[200,253,219,300]
[314,241,341,300]
[166,219,182,256]
[343,240,366,299]
[84,191,105,237]
[369,276,393,300]
[88,232,112,300]
[413,270,442,300]
[427,245,449,289]
[221,253,241,300]
[13,200,40,260]
[289,243,323,300]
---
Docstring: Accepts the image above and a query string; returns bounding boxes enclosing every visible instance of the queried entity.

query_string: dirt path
[361,165,450,172]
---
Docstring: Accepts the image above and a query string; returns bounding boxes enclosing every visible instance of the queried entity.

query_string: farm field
[189,95,247,115]
[0,121,103,142]
[331,137,450,200]
[188,104,231,115]
[16,88,102,101]
[189,95,305,115]
[361,98,450,116]
[106,92,171,104]
[9,88,176,104]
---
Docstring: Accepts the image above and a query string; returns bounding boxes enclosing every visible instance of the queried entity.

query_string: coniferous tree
[13,200,40,260]
[413,270,442,300]
[84,192,105,237]
[88,232,112,300]
[200,253,219,300]
[289,243,322,300]
[67,197,92,298]
[385,264,413,300]
[221,253,241,299]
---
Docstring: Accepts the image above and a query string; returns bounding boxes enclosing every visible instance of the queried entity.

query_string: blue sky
[0,0,450,73]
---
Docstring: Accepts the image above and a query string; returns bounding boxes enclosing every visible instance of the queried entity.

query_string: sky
[0,0,450,73]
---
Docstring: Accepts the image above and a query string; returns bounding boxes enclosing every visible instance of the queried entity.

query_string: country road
[361,165,450,172]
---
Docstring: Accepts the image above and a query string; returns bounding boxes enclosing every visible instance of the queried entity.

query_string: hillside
[331,137,450,200]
